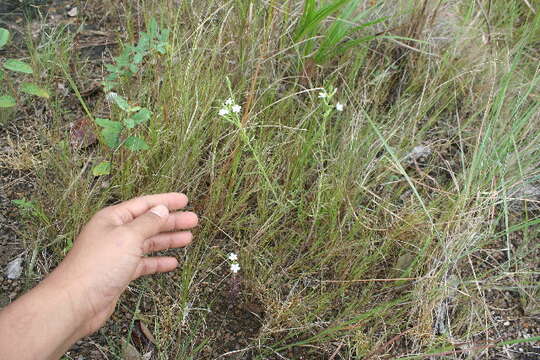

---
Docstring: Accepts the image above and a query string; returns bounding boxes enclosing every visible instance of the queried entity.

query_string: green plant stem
[238,126,280,201]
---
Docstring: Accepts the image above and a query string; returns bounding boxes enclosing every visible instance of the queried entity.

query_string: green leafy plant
[102,18,170,92]
[92,94,152,176]
[0,27,49,108]
[294,0,385,65]
[12,198,49,224]
[92,18,169,176]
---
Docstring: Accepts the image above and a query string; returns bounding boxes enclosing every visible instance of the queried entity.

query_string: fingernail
[150,204,169,218]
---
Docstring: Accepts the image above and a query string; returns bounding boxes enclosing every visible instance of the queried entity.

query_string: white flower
[230,263,240,273]
[219,108,230,116]
[336,103,344,112]
[225,98,234,105]
[232,104,241,113]
[318,91,327,98]
[106,92,118,102]
[228,252,238,261]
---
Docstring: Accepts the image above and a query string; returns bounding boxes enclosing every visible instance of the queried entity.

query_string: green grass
[6,0,540,358]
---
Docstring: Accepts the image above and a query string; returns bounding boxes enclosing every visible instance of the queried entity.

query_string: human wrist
[0,272,92,360]
[40,266,97,338]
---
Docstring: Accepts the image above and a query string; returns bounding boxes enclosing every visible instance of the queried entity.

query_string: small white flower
[336,103,344,112]
[106,92,118,102]
[225,98,234,105]
[232,104,241,113]
[219,108,230,116]
[228,252,238,261]
[230,263,240,273]
[318,91,327,99]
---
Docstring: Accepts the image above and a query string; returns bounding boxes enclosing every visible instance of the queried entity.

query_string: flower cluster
[218,97,242,117]
[105,92,119,102]
[228,252,240,274]
[318,87,344,112]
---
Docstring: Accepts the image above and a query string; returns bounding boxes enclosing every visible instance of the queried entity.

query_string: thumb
[122,204,169,240]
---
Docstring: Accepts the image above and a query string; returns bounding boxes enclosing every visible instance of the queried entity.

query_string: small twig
[365,330,411,360]
[474,0,492,47]
[521,0,536,13]
[74,41,118,50]
[215,346,255,359]
[329,342,344,360]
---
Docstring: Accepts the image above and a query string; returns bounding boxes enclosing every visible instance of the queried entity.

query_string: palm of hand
[50,193,198,335]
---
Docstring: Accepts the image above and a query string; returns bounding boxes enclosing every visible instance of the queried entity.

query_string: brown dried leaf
[70,117,97,148]
[80,81,102,97]
[241,302,265,317]
[138,321,157,345]
[122,340,142,360]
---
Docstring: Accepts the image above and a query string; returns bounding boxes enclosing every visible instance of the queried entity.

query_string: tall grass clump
[8,0,540,358]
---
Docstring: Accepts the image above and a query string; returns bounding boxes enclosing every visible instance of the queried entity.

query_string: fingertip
[175,192,189,208]
[162,256,179,270]
[186,211,199,227]
[176,231,193,246]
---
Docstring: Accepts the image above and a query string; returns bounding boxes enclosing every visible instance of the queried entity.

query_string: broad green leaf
[12,199,36,210]
[20,83,50,99]
[148,18,158,36]
[124,136,149,151]
[117,51,131,67]
[0,28,9,49]
[160,29,170,42]
[95,118,119,128]
[125,108,152,128]
[92,161,111,176]
[0,95,16,108]
[95,118,123,149]
[105,64,119,73]
[133,53,144,64]
[3,59,33,74]
[111,94,130,111]
[137,33,151,49]
[111,94,140,113]
[101,127,122,149]
[128,63,138,74]
[124,118,136,129]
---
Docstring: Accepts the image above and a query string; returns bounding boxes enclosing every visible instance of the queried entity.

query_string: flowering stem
[238,126,280,200]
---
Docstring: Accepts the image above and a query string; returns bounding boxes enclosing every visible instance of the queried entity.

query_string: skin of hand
[0,193,198,360]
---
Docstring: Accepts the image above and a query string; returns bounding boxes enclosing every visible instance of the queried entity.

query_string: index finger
[109,193,189,224]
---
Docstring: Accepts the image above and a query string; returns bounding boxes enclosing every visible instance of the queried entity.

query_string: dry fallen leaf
[122,340,142,360]
[67,7,78,17]
[241,302,265,317]
[70,117,97,148]
[138,321,157,345]
[6,257,23,280]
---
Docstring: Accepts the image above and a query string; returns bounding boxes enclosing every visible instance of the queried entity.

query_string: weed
[294,0,385,65]
[0,27,49,109]
[11,199,49,225]
[92,18,170,176]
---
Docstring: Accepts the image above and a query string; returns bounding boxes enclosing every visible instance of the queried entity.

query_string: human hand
[46,192,198,336]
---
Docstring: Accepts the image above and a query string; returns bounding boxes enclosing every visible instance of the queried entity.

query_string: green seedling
[102,18,170,92]
[294,0,385,65]
[12,198,50,224]
[92,18,169,176]
[0,27,49,108]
